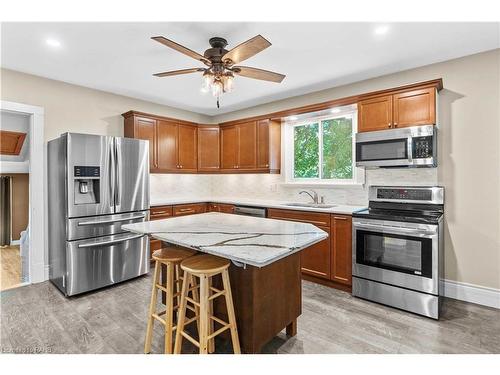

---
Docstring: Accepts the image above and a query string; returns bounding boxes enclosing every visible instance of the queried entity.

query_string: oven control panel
[377,188,432,201]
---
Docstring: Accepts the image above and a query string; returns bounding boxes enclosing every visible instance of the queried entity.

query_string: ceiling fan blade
[153,68,205,77]
[151,36,210,65]
[233,66,285,83]
[222,35,271,65]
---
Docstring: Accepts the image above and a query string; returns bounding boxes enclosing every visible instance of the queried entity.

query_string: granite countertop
[150,196,366,215]
[122,212,328,268]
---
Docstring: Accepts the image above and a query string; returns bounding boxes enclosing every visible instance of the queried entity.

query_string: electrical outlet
[269,183,278,192]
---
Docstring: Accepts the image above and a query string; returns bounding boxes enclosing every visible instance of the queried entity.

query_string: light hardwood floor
[1,245,21,291]
[0,275,499,354]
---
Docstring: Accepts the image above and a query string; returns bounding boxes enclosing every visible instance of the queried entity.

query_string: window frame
[284,108,365,186]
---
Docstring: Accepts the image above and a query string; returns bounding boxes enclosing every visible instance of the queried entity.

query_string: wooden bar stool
[144,246,198,354]
[174,254,241,354]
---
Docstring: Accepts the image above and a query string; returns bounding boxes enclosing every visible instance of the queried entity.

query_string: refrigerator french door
[49,133,150,296]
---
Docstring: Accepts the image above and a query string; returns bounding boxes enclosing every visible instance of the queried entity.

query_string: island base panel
[213,252,302,354]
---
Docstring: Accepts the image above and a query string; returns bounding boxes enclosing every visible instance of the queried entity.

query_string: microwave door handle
[407,136,413,163]
[78,233,144,248]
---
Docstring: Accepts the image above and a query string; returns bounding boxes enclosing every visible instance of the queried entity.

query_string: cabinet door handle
[178,208,195,213]
[333,216,348,221]
[388,123,392,128]
[393,122,398,128]
[153,210,169,215]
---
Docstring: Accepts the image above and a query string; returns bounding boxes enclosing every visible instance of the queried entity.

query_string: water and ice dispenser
[73,166,100,205]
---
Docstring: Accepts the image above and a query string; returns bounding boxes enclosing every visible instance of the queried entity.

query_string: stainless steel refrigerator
[48,133,150,296]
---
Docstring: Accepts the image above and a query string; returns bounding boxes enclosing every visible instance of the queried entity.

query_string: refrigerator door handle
[77,233,144,248]
[115,138,121,207]
[109,139,115,208]
[77,214,146,226]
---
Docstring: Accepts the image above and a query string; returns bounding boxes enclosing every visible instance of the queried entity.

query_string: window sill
[281,182,365,188]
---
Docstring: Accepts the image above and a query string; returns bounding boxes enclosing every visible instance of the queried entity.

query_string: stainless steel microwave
[355,125,437,168]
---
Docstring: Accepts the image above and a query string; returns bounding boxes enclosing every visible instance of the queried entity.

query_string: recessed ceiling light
[330,108,341,114]
[374,25,390,36]
[289,116,298,121]
[45,38,61,48]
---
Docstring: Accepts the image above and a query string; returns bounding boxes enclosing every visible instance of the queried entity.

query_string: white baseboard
[10,240,20,245]
[442,279,500,309]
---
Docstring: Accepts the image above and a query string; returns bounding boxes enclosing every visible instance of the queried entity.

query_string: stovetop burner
[352,208,442,225]
[353,186,444,225]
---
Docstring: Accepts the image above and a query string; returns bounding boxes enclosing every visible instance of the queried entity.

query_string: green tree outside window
[293,116,353,180]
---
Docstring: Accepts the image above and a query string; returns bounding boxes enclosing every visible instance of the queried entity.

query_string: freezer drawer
[65,232,149,296]
[67,211,148,241]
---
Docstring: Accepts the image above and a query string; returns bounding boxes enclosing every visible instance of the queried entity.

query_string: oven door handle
[354,223,437,236]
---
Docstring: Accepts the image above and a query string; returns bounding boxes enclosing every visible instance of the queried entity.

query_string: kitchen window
[284,105,364,185]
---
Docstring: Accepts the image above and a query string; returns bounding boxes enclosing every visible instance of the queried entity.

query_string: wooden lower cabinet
[172,203,207,216]
[208,203,235,213]
[331,215,352,285]
[300,225,331,279]
[267,208,352,287]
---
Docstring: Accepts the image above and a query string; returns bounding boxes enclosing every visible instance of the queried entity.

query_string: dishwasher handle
[233,206,266,218]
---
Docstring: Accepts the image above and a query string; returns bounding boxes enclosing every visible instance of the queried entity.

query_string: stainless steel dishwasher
[233,206,267,218]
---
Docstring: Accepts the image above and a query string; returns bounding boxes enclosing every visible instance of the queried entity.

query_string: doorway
[1,174,30,290]
[1,101,45,289]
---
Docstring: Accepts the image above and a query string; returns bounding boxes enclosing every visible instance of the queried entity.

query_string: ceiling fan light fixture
[202,71,214,90]
[222,72,235,93]
[211,79,223,97]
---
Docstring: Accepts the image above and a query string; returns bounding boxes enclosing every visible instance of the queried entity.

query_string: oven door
[352,218,439,294]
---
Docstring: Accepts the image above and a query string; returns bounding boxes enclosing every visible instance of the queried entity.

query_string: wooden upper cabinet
[257,120,270,169]
[0,130,27,156]
[220,125,239,169]
[177,124,197,171]
[124,116,157,170]
[198,126,220,172]
[358,95,393,132]
[393,87,436,128]
[358,86,437,133]
[237,121,257,169]
[156,120,178,171]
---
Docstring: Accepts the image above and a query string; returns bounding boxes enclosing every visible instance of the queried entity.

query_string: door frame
[1,100,45,284]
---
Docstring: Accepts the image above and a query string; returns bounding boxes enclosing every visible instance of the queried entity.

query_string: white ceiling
[1,22,499,116]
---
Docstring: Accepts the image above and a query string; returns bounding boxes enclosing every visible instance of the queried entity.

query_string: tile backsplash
[150,168,437,206]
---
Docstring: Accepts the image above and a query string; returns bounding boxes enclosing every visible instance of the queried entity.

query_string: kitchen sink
[284,202,337,209]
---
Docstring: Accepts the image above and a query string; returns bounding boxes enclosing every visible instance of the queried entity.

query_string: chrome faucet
[299,190,319,204]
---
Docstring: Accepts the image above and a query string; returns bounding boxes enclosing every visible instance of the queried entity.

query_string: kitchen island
[123,212,328,353]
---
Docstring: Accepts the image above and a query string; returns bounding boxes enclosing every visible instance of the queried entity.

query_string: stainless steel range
[352,186,444,319]
[48,133,150,296]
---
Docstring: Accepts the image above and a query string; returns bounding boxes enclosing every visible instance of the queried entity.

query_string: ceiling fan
[151,35,286,108]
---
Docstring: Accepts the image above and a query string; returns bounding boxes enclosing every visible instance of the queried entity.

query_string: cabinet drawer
[150,206,173,220]
[267,208,331,227]
[173,203,207,216]
[208,203,235,213]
